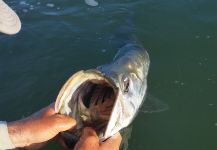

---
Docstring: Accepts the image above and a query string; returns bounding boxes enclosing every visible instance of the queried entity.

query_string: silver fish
[55,42,150,144]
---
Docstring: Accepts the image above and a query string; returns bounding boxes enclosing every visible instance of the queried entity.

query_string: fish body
[55,42,150,143]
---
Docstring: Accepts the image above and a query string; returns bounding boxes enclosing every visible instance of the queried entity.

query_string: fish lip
[86,69,118,90]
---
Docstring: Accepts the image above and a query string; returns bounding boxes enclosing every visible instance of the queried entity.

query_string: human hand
[8,104,76,149]
[74,127,122,150]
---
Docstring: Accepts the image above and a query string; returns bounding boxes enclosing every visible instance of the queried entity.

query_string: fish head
[97,43,150,139]
[55,43,150,142]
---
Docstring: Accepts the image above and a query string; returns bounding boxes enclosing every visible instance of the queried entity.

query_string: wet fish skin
[97,42,150,139]
[55,42,150,144]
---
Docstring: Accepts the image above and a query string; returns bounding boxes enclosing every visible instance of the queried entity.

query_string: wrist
[0,121,16,149]
[8,120,31,148]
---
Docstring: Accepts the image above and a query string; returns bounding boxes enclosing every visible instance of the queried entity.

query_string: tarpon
[55,42,150,146]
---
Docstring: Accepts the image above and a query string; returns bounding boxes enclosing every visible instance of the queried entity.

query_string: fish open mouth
[74,79,117,134]
[55,70,118,139]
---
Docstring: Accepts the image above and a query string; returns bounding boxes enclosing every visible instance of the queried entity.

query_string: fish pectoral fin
[140,93,169,113]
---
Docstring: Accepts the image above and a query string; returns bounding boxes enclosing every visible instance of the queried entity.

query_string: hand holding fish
[6,104,121,150]
[7,104,76,149]
[74,127,122,150]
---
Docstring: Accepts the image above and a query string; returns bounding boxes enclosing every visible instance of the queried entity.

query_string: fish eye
[122,76,130,93]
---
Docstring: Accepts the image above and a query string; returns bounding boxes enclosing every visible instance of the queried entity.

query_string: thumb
[74,127,99,150]
[50,114,76,132]
[100,132,122,150]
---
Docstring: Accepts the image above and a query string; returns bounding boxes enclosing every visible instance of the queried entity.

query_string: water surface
[0,0,217,150]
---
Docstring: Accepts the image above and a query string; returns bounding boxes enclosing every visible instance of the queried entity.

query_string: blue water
[1,0,217,149]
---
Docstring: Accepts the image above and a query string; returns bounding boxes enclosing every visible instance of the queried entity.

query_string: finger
[41,103,56,117]
[100,132,122,150]
[30,103,56,119]
[51,114,77,132]
[74,127,99,150]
